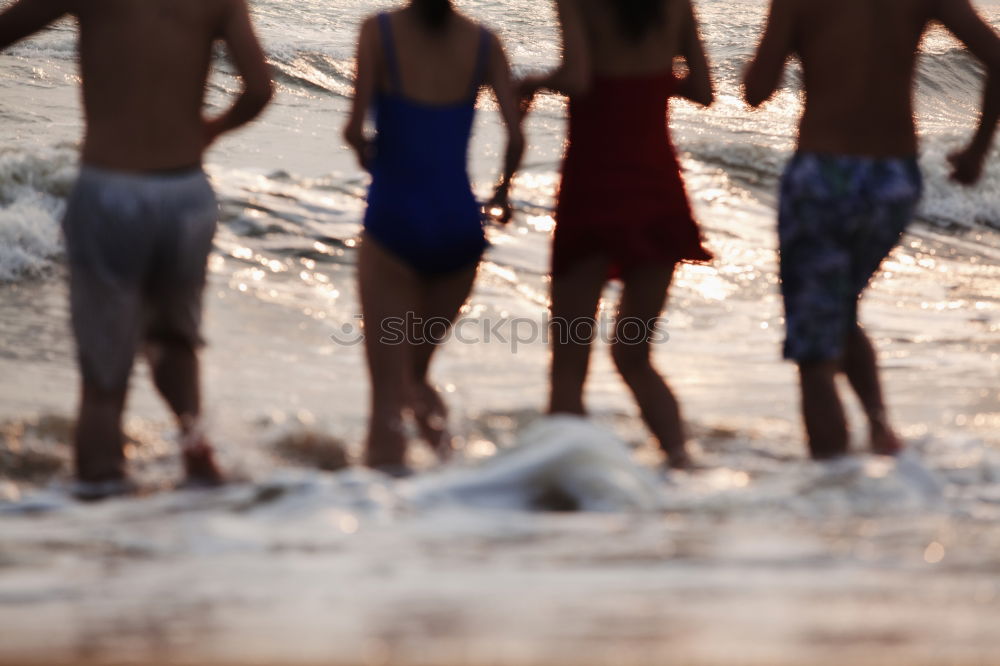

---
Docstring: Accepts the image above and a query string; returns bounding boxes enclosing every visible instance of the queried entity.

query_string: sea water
[1,0,999,663]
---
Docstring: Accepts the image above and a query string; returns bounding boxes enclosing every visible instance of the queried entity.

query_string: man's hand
[948,144,988,185]
[0,0,70,52]
[205,0,273,142]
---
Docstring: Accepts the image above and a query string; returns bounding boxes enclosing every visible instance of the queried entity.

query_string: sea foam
[0,147,76,282]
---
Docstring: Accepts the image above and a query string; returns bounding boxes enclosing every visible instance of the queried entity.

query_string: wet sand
[2,525,999,666]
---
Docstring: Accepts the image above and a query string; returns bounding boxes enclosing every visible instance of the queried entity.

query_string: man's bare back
[0,0,272,170]
[745,0,1000,162]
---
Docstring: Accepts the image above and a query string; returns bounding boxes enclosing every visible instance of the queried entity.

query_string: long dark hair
[413,0,454,30]
[612,0,665,43]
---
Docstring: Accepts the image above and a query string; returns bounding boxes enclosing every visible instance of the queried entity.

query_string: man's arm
[743,0,796,108]
[203,0,273,146]
[0,0,70,51]
[520,0,590,100]
[342,16,378,171]
[675,0,714,106]
[935,0,1000,184]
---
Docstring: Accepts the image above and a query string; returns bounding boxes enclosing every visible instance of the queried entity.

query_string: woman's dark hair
[413,0,454,30]
[612,0,665,43]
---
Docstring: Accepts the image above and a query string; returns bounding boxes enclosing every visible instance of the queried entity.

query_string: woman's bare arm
[520,0,590,100]
[674,0,714,106]
[743,0,796,108]
[485,31,526,224]
[343,16,379,171]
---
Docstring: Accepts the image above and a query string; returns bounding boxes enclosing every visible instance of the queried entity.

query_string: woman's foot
[411,382,452,459]
[372,463,415,479]
[664,445,693,470]
[364,416,409,470]
[71,476,138,502]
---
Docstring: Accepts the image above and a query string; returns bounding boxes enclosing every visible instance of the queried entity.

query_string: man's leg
[145,337,221,483]
[842,169,919,457]
[777,154,859,460]
[149,172,222,484]
[66,259,142,492]
[148,339,200,419]
[798,360,850,459]
[74,380,128,483]
[843,323,903,456]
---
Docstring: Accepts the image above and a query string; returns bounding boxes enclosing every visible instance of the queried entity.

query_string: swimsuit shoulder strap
[468,26,491,98]
[378,12,403,94]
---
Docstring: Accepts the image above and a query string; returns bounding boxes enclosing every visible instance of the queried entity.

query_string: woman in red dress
[522,0,714,467]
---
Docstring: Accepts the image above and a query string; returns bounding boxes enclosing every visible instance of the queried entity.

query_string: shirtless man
[0,0,273,498]
[744,0,1000,459]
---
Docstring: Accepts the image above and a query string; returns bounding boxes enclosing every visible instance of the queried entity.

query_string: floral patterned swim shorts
[778,152,922,362]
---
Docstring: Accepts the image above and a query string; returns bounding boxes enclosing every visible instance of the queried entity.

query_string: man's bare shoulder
[6,0,78,19]
[895,0,938,26]
[794,0,936,25]
[75,0,234,27]
[200,0,241,32]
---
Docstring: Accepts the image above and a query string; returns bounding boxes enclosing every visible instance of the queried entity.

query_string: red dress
[554,71,712,279]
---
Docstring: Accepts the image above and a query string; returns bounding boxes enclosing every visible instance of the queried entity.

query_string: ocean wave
[268,49,355,98]
[0,147,76,282]
[679,132,1000,230]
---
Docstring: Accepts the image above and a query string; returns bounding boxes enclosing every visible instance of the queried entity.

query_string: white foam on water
[919,135,1000,228]
[0,147,76,282]
[402,415,665,512]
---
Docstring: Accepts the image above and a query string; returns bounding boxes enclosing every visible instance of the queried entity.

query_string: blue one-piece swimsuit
[364,12,490,276]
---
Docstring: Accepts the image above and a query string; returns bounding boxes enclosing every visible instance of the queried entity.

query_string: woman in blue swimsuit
[344,0,524,473]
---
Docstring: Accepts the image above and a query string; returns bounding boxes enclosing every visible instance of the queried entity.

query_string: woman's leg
[409,263,478,456]
[358,235,421,469]
[611,263,691,468]
[548,255,609,415]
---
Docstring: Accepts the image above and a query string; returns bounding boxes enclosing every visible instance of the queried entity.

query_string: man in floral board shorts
[743,0,999,459]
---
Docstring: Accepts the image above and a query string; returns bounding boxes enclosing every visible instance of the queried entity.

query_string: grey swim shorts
[62,166,218,391]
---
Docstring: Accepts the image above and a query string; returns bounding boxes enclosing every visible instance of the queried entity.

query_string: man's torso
[74,0,228,170]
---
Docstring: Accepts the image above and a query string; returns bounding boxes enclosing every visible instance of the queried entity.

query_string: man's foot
[182,445,225,487]
[181,436,225,487]
[411,382,452,459]
[71,477,138,502]
[871,421,904,456]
